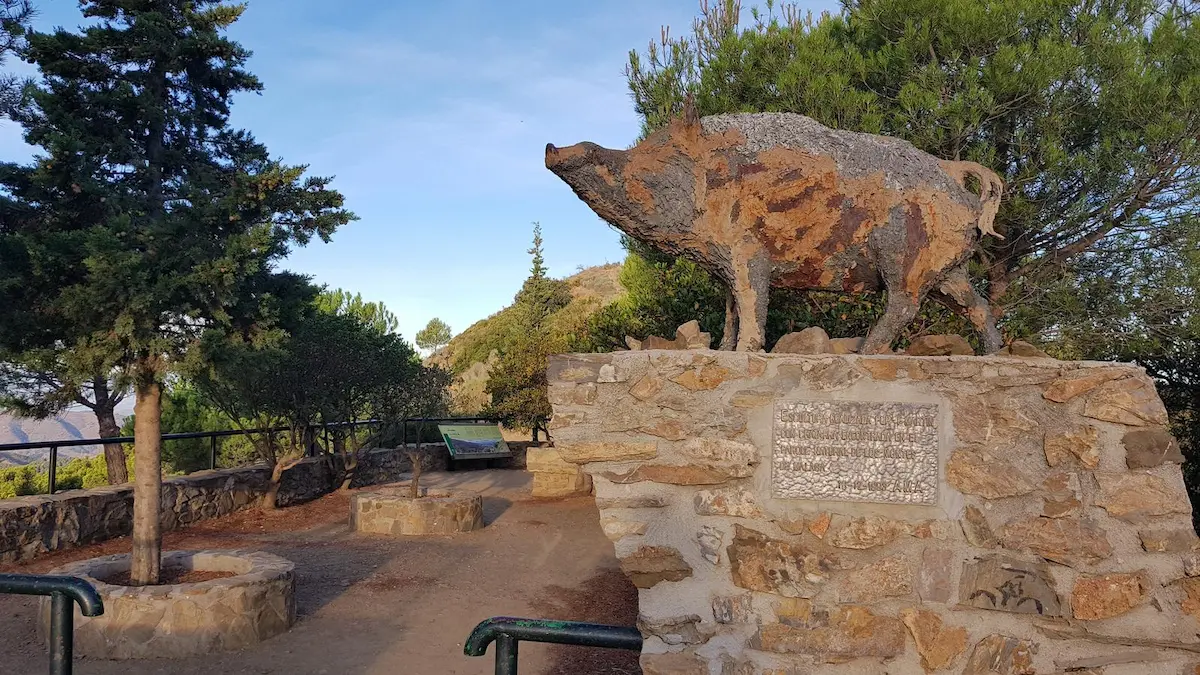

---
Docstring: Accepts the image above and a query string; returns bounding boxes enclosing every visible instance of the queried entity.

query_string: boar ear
[682,92,699,127]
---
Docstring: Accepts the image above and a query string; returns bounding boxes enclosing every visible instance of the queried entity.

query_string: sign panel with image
[437,423,512,459]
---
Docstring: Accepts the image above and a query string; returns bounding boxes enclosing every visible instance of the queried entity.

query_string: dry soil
[0,470,641,675]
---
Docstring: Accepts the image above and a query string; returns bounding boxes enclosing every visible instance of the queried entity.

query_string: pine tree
[528,221,547,279]
[0,1,354,584]
[0,0,31,116]
[415,318,452,353]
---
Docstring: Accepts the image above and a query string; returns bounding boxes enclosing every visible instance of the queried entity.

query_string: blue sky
[1,0,840,345]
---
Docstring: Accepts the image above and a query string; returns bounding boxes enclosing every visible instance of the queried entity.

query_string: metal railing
[0,416,497,494]
[0,574,103,675]
[464,617,642,675]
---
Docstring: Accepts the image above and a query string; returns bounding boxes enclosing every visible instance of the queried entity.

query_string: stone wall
[349,443,450,488]
[549,351,1197,674]
[0,444,452,564]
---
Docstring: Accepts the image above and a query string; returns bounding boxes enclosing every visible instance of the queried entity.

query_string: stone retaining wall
[348,443,450,488]
[549,350,1198,674]
[0,444,451,564]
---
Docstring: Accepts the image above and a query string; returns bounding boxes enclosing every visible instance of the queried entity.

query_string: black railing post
[48,446,58,495]
[495,634,518,675]
[49,591,73,675]
[210,435,218,470]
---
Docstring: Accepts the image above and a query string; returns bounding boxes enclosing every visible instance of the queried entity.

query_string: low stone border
[351,488,484,535]
[39,550,296,659]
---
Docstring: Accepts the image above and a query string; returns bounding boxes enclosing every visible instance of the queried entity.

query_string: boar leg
[719,290,738,351]
[861,292,921,354]
[930,265,1003,354]
[732,256,771,352]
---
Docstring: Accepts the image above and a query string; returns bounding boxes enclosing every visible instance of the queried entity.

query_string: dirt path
[0,471,641,675]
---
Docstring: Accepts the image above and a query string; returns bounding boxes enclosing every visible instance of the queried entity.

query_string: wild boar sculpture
[546,111,1004,354]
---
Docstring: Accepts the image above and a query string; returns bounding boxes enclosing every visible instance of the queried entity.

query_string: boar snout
[544,141,604,171]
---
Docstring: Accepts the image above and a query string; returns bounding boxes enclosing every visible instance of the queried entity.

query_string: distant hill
[0,410,122,466]
[429,263,625,413]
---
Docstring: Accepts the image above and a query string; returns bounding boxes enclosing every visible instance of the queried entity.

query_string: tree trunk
[89,376,129,484]
[264,459,286,510]
[130,374,162,586]
[408,451,422,498]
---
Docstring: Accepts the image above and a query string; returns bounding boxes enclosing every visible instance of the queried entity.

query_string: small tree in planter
[194,282,421,505]
[369,363,451,498]
[350,364,477,537]
[401,366,453,498]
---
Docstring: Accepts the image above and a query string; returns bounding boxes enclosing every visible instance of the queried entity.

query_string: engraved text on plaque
[773,400,939,505]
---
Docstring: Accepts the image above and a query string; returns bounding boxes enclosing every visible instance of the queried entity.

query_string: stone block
[1083,377,1170,426]
[601,464,749,486]
[901,608,968,671]
[959,555,1062,617]
[729,525,828,597]
[961,506,999,548]
[1124,428,1184,468]
[637,614,709,646]
[670,362,732,391]
[619,547,693,589]
[556,441,658,464]
[1139,528,1200,553]
[531,471,592,498]
[596,495,667,509]
[543,353,1188,673]
[962,634,1036,675]
[602,517,647,541]
[1095,472,1191,522]
[1043,368,1128,402]
[1071,571,1148,620]
[918,548,956,603]
[947,450,1035,499]
[771,327,831,354]
[696,525,724,564]
[712,594,753,624]
[839,555,913,603]
[694,488,762,518]
[905,334,974,356]
[1044,425,1100,468]
[830,516,908,550]
[999,516,1112,566]
[524,447,578,474]
[751,606,906,661]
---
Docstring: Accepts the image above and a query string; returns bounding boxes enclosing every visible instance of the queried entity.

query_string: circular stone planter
[39,550,295,659]
[351,487,484,535]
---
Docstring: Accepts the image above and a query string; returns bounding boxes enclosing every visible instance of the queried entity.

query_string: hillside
[429,263,625,413]
[0,410,120,467]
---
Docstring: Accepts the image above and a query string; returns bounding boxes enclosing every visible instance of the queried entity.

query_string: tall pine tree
[0,0,354,584]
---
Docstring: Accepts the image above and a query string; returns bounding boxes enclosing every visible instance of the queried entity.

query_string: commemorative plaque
[772,400,939,505]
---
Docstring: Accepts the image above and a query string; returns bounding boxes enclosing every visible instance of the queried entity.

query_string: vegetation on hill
[430,262,622,415]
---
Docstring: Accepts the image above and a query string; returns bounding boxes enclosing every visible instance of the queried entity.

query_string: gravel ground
[0,471,641,675]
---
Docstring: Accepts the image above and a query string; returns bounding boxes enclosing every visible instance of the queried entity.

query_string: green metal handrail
[465,617,642,675]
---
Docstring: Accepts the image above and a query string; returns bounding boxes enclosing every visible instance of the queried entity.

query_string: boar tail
[942,160,1005,240]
